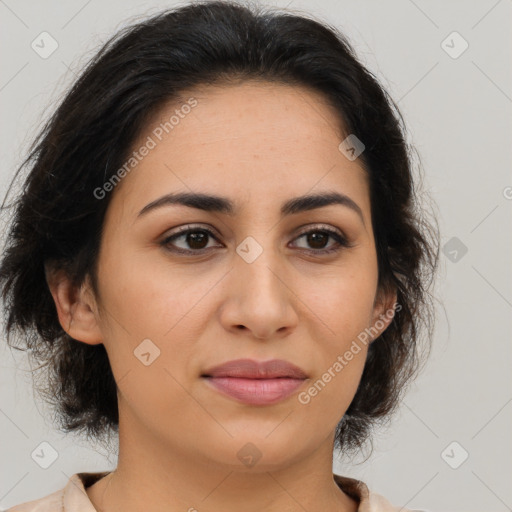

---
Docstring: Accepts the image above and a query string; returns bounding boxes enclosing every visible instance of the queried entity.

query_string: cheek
[299,345,368,429]
[95,256,205,430]
[295,272,374,415]
[301,267,377,340]
[95,250,231,400]
[98,248,211,337]
[292,350,367,448]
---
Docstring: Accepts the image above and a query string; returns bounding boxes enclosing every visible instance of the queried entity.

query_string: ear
[368,285,398,344]
[44,264,103,345]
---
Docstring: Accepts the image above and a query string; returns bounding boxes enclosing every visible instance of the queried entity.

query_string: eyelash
[160,224,353,256]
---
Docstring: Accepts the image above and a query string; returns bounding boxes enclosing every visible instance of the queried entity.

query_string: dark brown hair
[0,0,440,457]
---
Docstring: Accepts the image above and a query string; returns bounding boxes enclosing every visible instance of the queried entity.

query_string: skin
[47,80,397,512]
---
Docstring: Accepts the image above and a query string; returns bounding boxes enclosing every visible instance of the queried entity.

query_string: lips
[201,358,308,379]
[201,358,308,405]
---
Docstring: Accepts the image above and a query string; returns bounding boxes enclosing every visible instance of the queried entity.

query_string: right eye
[160,225,222,254]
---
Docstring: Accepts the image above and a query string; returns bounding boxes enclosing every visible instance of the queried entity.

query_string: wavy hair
[0,0,440,457]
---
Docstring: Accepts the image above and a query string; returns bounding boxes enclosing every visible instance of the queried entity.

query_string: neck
[86,406,358,512]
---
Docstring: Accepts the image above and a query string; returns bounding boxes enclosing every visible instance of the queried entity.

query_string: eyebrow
[137,191,365,225]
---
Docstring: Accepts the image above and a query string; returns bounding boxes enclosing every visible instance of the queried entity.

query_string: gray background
[1,1,511,511]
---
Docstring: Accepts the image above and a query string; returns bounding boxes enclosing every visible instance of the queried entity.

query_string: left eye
[291,228,350,253]
[161,225,351,255]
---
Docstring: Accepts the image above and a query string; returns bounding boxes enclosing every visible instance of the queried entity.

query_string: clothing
[7,471,409,511]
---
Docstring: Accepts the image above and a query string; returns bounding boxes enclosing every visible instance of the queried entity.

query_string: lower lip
[203,376,306,405]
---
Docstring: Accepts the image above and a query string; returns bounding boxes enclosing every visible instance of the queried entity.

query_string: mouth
[201,358,308,405]
[201,358,308,379]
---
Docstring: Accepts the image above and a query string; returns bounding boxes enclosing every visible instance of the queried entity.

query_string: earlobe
[44,265,103,345]
[369,287,398,343]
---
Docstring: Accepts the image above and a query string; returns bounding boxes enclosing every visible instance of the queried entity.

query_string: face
[54,80,396,470]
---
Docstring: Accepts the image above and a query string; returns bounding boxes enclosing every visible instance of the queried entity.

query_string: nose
[218,242,299,340]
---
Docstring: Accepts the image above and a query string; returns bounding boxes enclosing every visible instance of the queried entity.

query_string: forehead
[109,80,370,219]
[166,80,349,151]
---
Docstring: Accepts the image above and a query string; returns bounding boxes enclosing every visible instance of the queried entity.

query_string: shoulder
[6,472,110,512]
[366,490,410,512]
[6,488,63,512]
[334,473,412,512]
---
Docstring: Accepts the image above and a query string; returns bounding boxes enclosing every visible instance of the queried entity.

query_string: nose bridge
[234,232,284,297]
[226,230,297,333]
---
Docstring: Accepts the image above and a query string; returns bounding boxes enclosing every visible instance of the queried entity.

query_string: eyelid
[159,224,223,251]
[290,223,354,252]
[294,222,345,238]
[160,222,353,254]
[162,223,220,238]
[162,222,347,238]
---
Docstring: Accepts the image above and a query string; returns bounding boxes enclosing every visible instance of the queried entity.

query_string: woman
[0,1,439,511]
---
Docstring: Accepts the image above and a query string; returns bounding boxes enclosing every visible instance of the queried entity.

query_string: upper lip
[202,358,308,379]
